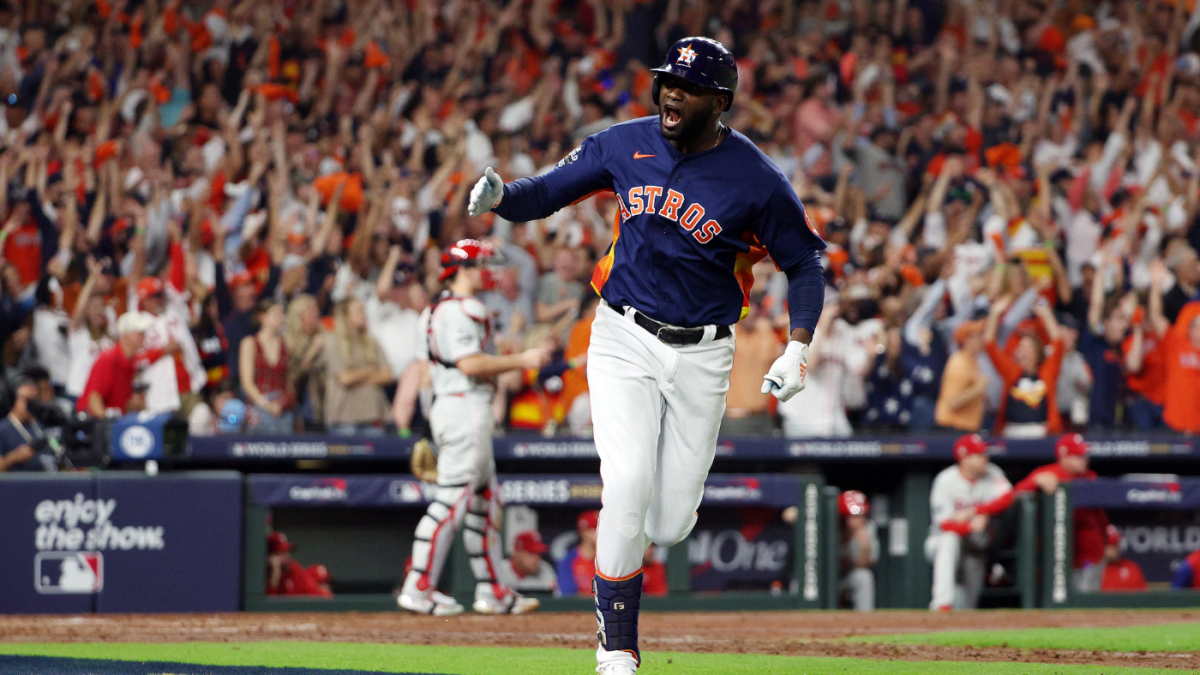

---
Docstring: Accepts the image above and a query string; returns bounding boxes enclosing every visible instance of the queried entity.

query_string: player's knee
[645,511,696,548]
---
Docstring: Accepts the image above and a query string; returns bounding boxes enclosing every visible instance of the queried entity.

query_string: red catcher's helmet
[838,490,869,517]
[439,239,500,287]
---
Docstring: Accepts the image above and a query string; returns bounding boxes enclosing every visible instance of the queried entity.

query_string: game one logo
[34,552,103,594]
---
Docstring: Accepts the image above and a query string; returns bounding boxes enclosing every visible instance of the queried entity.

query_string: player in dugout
[926,434,1012,611]
[968,434,1110,592]
[837,490,878,612]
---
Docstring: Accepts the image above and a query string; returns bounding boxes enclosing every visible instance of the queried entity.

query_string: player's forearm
[492,177,562,223]
[457,352,529,378]
[784,252,825,339]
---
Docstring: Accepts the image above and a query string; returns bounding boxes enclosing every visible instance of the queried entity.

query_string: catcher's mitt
[410,438,439,483]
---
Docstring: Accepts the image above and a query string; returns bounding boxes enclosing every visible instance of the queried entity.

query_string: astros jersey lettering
[494,116,826,331]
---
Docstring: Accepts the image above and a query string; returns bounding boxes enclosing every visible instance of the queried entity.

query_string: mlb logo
[35,552,104,594]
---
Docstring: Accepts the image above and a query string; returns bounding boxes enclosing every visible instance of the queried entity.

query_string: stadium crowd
[6,0,1200,471]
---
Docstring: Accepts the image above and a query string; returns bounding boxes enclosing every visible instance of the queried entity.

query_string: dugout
[1042,478,1200,608]
[242,473,844,613]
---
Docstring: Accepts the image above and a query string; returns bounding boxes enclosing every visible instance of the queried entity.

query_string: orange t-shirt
[1161,302,1200,432]
[2,222,42,285]
[561,312,594,410]
[935,350,986,431]
[1123,331,1167,406]
[727,319,784,413]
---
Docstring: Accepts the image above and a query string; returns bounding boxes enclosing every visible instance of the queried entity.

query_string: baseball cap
[577,509,600,531]
[953,433,988,462]
[1106,524,1121,547]
[954,319,986,345]
[229,270,255,289]
[838,490,869,517]
[1055,433,1089,460]
[513,530,549,554]
[267,531,293,554]
[116,311,153,335]
[136,277,164,300]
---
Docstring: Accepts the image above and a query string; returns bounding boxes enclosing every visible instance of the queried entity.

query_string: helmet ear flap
[651,75,661,107]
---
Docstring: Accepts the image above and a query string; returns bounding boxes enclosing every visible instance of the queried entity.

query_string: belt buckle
[655,325,671,342]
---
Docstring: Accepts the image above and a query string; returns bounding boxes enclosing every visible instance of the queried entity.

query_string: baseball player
[971,434,1110,592]
[926,434,1012,611]
[467,37,825,674]
[837,490,878,612]
[397,239,550,617]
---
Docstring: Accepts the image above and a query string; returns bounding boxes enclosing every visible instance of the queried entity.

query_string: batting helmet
[651,37,738,112]
[838,490,869,517]
[439,239,500,282]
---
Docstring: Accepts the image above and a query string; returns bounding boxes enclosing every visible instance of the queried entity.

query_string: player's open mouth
[662,104,681,130]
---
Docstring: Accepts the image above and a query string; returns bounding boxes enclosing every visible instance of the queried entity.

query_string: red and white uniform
[140,289,205,413]
[925,437,1012,610]
[400,292,511,609]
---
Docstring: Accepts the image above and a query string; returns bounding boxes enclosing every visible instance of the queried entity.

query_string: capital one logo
[35,552,103,594]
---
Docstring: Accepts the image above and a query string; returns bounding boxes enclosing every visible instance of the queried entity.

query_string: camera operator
[0,379,56,472]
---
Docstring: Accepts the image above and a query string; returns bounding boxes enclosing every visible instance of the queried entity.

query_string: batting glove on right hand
[761,341,809,402]
[467,167,504,217]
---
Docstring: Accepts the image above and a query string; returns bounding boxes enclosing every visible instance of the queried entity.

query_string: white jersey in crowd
[66,327,115,397]
[497,558,558,594]
[139,289,206,413]
[423,294,495,397]
[928,462,1012,537]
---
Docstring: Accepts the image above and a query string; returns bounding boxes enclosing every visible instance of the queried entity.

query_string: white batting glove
[467,167,504,217]
[761,341,809,402]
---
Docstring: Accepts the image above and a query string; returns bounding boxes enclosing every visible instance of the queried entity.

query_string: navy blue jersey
[493,117,825,332]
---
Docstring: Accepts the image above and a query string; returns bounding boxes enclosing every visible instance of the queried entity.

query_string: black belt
[614,305,731,346]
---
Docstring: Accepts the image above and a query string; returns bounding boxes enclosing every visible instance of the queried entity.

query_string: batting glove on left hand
[761,341,809,402]
[467,167,504,217]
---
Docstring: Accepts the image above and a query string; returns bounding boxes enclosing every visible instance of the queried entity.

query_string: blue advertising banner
[248,474,800,509]
[0,472,242,614]
[190,434,1200,463]
[1072,478,1200,510]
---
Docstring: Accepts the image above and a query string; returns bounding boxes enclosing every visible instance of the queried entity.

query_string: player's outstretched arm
[456,348,551,379]
[467,134,613,221]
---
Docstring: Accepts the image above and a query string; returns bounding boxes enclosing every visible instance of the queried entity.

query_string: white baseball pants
[588,301,735,579]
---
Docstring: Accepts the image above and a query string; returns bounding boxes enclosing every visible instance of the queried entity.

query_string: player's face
[657,74,725,141]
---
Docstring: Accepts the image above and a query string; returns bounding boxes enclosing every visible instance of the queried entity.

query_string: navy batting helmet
[651,37,738,112]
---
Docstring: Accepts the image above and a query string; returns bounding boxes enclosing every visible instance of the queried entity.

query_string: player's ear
[713,94,728,114]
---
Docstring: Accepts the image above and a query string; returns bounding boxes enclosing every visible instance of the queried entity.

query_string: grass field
[0,640,1193,675]
[857,623,1200,653]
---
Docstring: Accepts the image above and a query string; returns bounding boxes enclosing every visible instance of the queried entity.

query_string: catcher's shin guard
[594,571,643,666]
[462,483,504,598]
[409,485,470,590]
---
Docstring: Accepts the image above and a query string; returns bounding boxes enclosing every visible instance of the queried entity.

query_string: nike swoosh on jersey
[633,152,655,159]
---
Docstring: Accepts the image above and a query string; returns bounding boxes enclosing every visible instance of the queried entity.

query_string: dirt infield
[3,610,1199,670]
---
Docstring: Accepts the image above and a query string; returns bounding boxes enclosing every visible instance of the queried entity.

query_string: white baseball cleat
[397,590,464,616]
[473,588,540,615]
[595,663,637,674]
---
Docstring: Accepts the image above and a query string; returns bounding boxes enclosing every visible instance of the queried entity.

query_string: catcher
[397,239,550,616]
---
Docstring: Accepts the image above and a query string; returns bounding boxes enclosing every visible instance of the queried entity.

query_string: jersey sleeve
[493,131,613,223]
[753,180,827,335]
[433,301,485,364]
[929,472,956,527]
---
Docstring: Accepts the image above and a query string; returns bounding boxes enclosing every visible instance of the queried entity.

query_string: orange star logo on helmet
[677,45,698,66]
